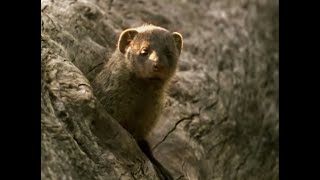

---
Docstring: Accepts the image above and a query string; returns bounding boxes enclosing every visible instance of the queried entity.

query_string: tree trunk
[41,0,279,179]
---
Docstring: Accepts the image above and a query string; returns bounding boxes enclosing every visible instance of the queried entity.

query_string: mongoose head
[117,24,183,81]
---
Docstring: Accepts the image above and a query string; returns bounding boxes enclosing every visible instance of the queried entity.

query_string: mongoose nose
[153,63,163,72]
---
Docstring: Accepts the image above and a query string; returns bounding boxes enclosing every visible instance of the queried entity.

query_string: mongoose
[92,24,183,179]
[93,24,182,140]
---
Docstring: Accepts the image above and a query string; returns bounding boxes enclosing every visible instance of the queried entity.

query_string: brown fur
[92,24,183,141]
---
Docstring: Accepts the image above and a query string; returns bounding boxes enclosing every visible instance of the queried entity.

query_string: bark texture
[41,0,279,179]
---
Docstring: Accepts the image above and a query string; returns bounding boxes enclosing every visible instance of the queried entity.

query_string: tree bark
[41,0,279,179]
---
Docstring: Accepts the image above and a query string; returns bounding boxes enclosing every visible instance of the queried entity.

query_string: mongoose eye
[140,48,149,56]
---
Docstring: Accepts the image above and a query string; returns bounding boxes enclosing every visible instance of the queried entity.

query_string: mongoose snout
[152,62,162,72]
[147,51,163,72]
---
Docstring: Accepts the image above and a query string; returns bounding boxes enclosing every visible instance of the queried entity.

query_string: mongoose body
[93,24,183,140]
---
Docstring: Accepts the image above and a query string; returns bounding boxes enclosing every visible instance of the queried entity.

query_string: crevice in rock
[208,135,235,155]
[42,5,49,12]
[152,113,200,151]
[86,62,104,75]
[235,151,251,180]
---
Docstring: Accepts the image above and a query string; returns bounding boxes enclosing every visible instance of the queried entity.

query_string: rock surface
[41,0,279,179]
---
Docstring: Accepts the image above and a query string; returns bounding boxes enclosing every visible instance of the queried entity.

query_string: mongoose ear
[118,29,139,54]
[172,32,183,55]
